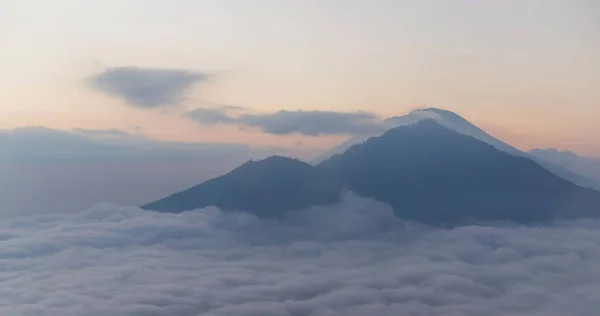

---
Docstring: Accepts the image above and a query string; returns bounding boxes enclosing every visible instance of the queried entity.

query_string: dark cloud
[1,194,600,315]
[239,110,386,136]
[88,67,209,108]
[185,108,389,136]
[217,105,246,111]
[184,107,236,125]
[71,128,133,137]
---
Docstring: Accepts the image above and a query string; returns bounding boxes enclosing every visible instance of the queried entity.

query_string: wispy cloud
[88,67,210,108]
[185,108,389,136]
[184,107,237,125]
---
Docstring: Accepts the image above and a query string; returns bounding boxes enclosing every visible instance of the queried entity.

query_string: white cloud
[2,194,600,315]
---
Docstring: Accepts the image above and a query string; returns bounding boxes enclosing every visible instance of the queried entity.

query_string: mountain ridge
[317,119,600,223]
[530,148,600,182]
[142,155,343,217]
[312,108,600,191]
[143,119,600,225]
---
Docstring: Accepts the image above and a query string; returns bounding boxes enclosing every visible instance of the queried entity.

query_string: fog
[2,193,600,315]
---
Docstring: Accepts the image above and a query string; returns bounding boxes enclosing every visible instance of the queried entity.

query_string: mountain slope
[143,120,600,225]
[313,108,600,191]
[318,120,600,223]
[310,108,517,164]
[142,156,342,217]
[530,149,600,182]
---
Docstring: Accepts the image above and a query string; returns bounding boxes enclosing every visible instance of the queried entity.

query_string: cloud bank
[89,67,209,108]
[2,194,600,315]
[185,108,389,136]
[0,126,277,163]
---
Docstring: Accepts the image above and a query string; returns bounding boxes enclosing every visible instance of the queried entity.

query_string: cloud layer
[185,108,389,136]
[89,67,209,108]
[2,194,600,315]
[0,126,273,163]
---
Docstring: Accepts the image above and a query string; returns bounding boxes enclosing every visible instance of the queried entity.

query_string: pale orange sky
[2,0,599,156]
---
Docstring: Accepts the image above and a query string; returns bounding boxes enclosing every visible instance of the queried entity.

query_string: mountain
[312,108,600,191]
[387,108,522,154]
[142,156,342,217]
[143,120,600,224]
[318,120,600,223]
[530,149,600,182]
[310,108,518,164]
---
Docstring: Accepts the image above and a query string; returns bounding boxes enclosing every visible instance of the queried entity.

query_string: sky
[1,0,599,215]
[2,0,599,153]
[2,3,600,313]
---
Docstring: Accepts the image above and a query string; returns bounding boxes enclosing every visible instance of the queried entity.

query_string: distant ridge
[531,148,600,182]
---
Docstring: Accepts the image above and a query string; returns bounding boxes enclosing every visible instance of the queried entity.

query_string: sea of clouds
[2,193,600,316]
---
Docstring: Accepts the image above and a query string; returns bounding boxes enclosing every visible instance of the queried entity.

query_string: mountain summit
[143,119,600,225]
[310,107,517,164]
[318,120,600,223]
[142,156,342,217]
[313,108,600,191]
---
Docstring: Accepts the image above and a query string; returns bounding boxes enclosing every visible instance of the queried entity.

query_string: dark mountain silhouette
[312,108,600,191]
[318,120,600,223]
[142,156,342,217]
[421,108,600,191]
[143,120,600,224]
